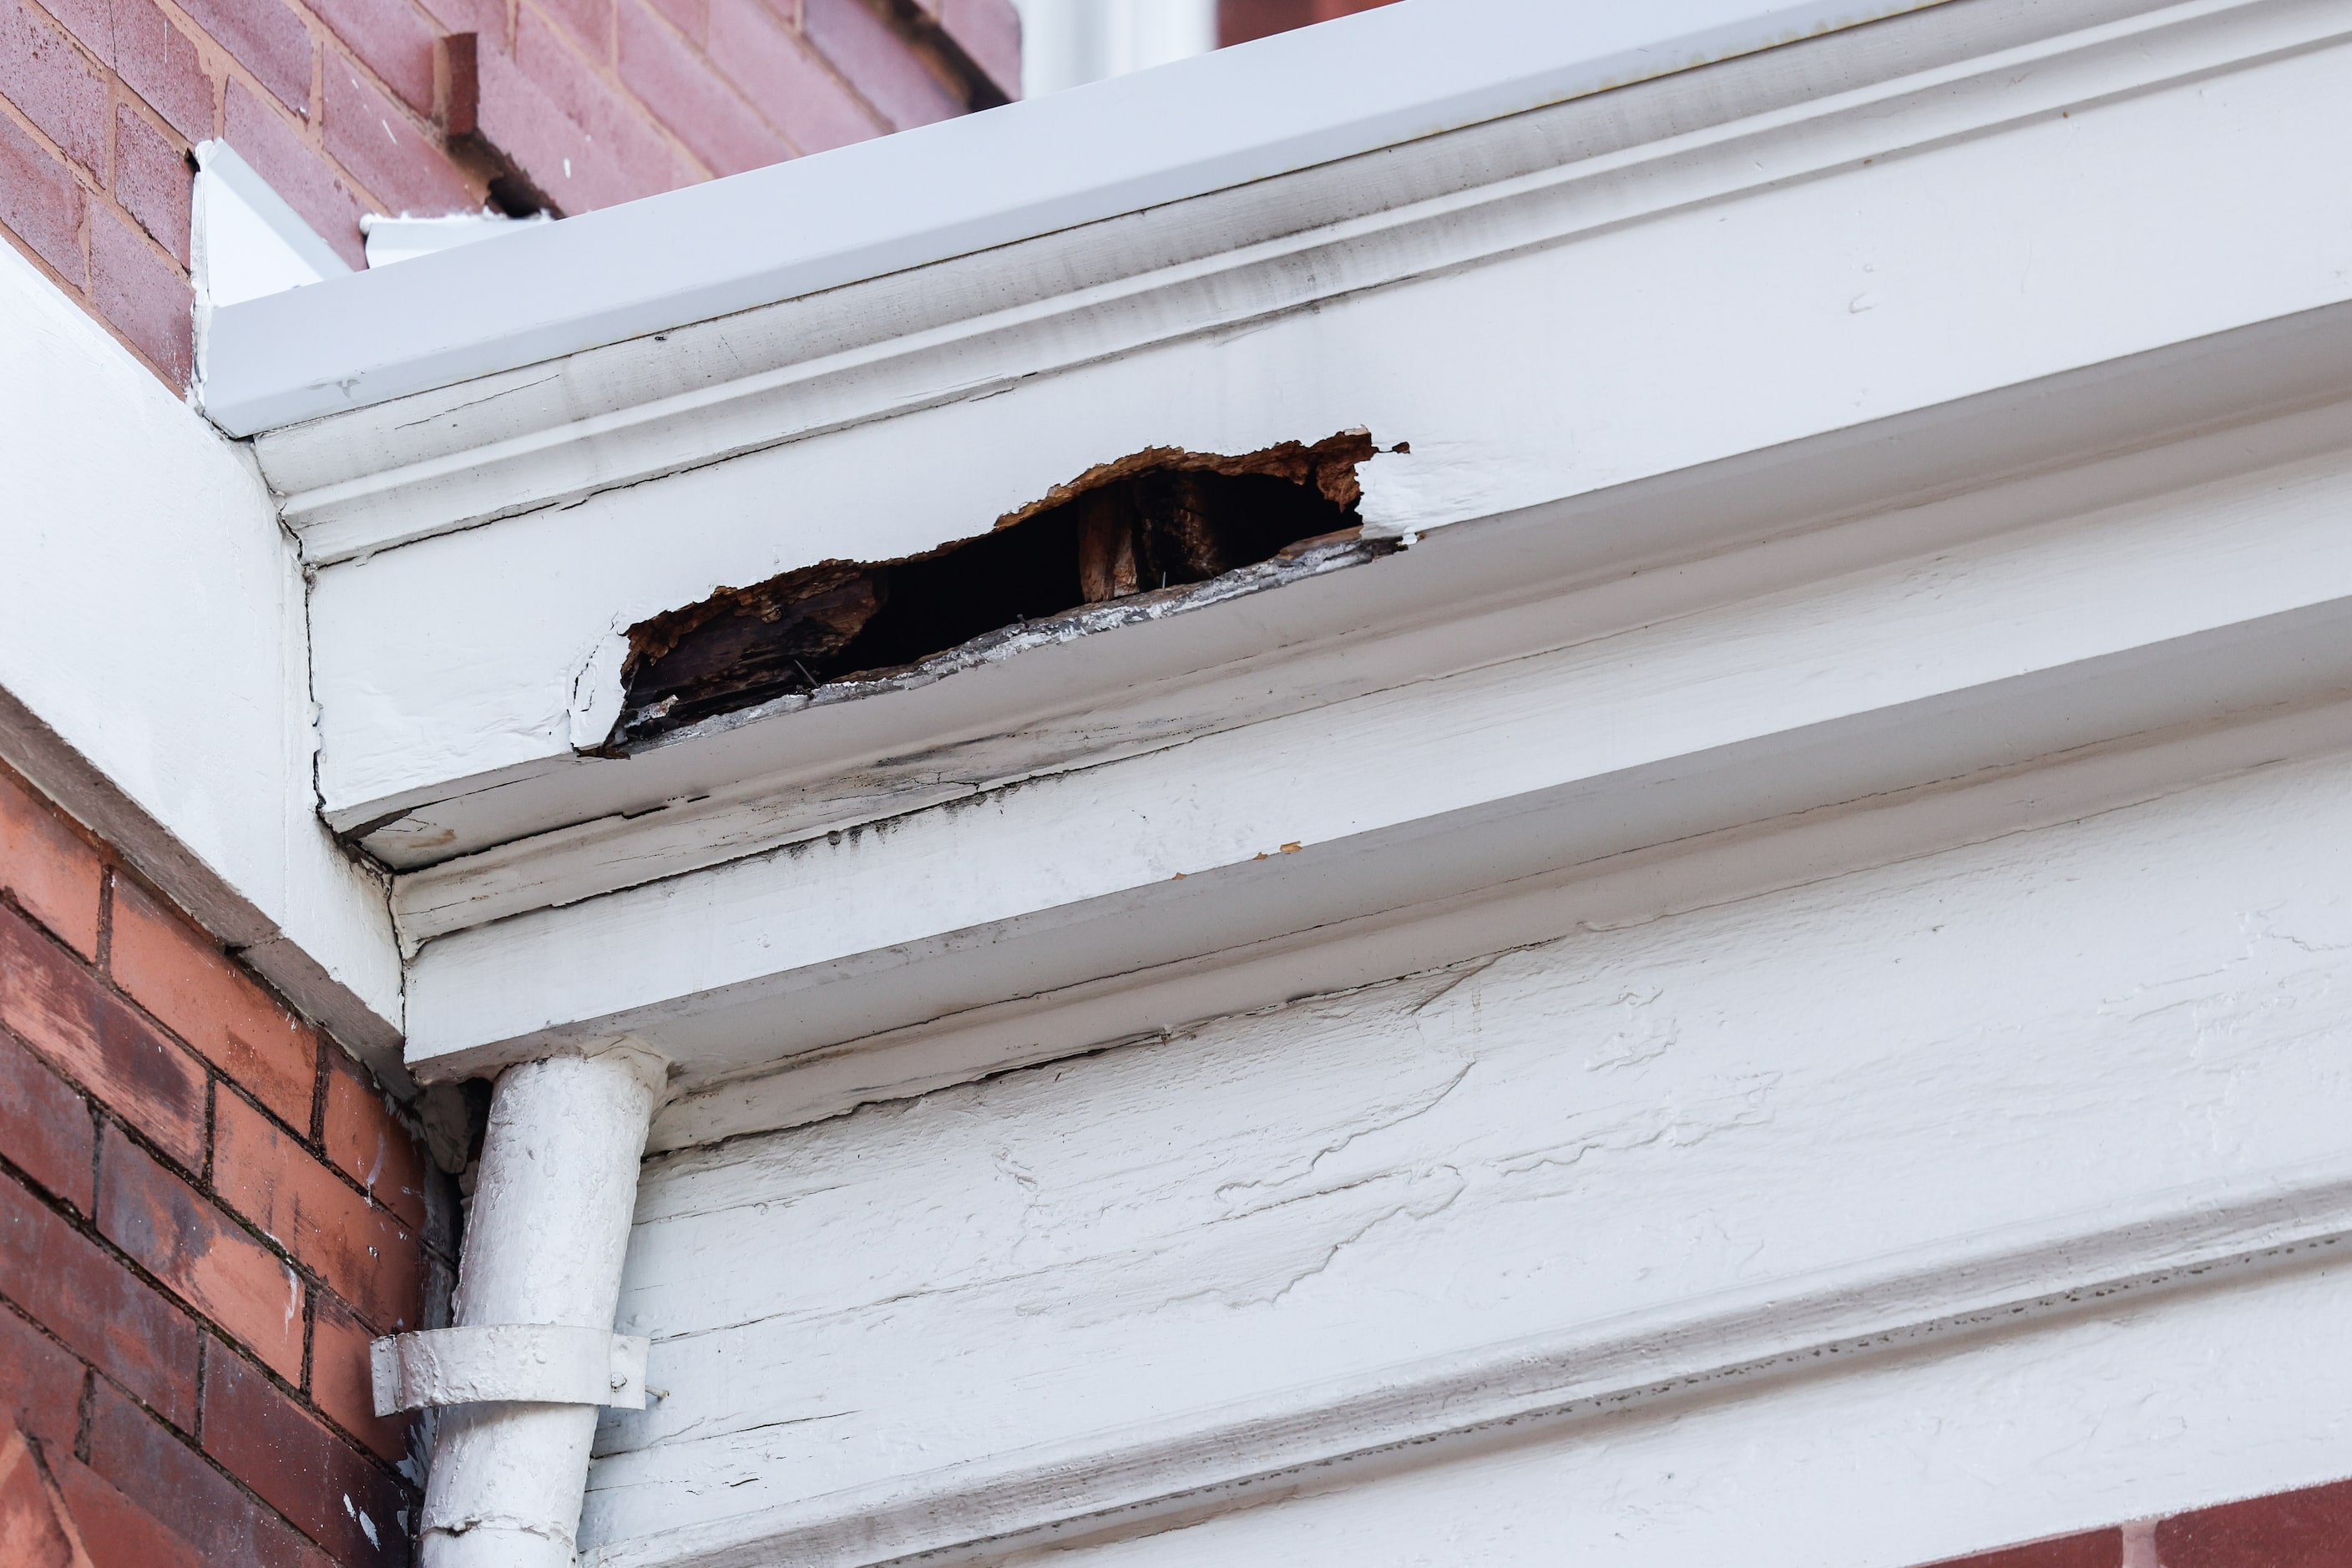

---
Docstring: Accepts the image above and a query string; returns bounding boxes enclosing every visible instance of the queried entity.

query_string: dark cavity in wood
[607,431,1380,748]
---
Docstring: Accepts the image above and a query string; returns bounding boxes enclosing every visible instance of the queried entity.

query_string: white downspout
[409,1044,667,1566]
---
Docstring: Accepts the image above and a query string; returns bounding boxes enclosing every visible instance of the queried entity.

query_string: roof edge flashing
[198,0,1950,437]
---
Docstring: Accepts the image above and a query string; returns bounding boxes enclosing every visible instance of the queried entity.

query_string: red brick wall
[0,0,1016,388]
[1217,0,1396,48]
[0,757,445,1567]
[1926,1474,2352,1568]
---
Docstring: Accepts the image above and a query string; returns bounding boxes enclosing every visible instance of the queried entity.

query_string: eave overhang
[217,0,2352,1143]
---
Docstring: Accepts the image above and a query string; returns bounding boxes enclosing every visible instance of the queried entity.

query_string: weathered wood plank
[582,748,2352,1555]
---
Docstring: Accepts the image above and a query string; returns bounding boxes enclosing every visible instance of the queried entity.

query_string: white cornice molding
[398,487,2352,1100]
[298,0,2352,931]
[248,0,2314,569]
[260,0,2352,1126]
[377,298,2352,962]
[582,1157,2352,1567]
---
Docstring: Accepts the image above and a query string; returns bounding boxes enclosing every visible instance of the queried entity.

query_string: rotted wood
[612,432,1382,744]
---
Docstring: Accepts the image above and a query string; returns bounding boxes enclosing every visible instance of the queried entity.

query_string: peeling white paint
[27,2,2346,1563]
[398,407,2352,1089]
[568,632,631,755]
[578,749,2352,1561]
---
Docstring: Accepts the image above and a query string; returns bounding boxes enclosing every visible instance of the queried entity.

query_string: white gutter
[199,0,1947,435]
[373,1046,667,1566]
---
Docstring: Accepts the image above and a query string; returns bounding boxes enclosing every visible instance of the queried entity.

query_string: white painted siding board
[581,751,2352,1555]
[952,1262,2352,1568]
[310,18,2352,828]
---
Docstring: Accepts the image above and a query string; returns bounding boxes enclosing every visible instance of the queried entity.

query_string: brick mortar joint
[872,0,1006,107]
[9,1104,285,1338]
[8,0,202,237]
[0,212,196,392]
[4,762,450,1222]
[0,191,184,390]
[3,885,449,1258]
[513,0,721,181]
[0,79,190,263]
[4,1057,457,1388]
[32,0,493,229]
[0,1152,425,1506]
[792,2,921,139]
[612,0,813,163]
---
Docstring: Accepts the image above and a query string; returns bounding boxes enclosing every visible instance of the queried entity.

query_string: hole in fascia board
[604,430,1393,752]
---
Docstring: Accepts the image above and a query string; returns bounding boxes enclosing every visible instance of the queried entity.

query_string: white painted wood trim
[582,1157,2352,1568]
[0,240,404,1076]
[369,301,2352,943]
[640,690,2352,1151]
[395,405,2352,1087]
[303,0,2352,906]
[253,0,2298,567]
[198,0,1952,435]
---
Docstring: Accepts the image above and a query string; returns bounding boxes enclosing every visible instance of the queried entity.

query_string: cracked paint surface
[577,752,2352,1548]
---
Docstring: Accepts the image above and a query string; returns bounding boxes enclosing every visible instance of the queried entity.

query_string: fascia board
[400,469,2352,1089]
[196,0,1947,436]
[305,0,2352,857]
[372,296,2352,946]
[406,612,2352,1101]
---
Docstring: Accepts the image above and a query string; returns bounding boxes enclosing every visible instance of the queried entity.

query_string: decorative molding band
[380,296,2352,961]
[584,1159,2352,1568]
[266,0,2339,567]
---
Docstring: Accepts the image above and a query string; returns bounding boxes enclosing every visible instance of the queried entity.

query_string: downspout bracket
[371,1323,651,1414]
